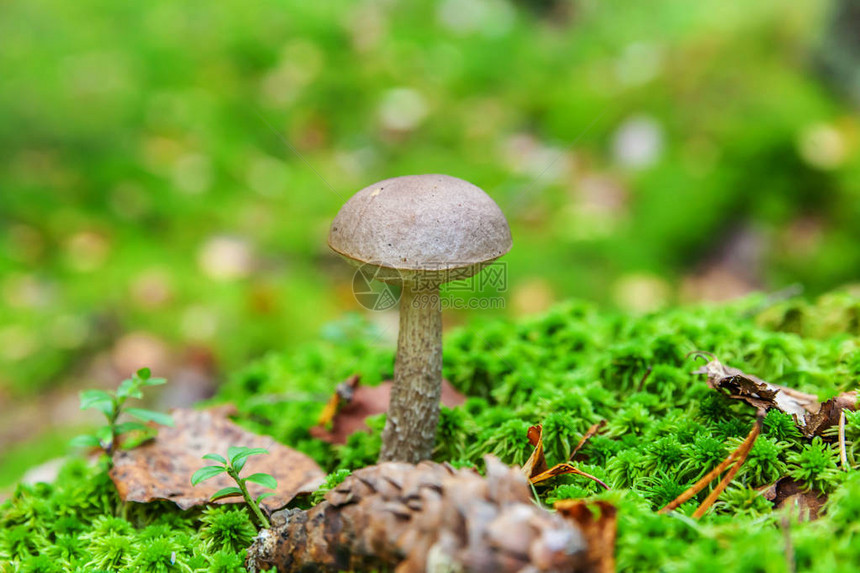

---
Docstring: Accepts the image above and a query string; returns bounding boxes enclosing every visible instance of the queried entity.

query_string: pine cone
[246,456,595,573]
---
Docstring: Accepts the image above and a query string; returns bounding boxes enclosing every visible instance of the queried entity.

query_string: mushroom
[328,174,512,463]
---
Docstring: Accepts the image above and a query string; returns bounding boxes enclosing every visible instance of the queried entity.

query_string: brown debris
[110,407,324,511]
[247,456,615,573]
[804,391,857,438]
[309,376,466,444]
[522,424,549,478]
[524,424,610,491]
[554,500,617,573]
[315,374,360,429]
[761,477,827,521]
[571,420,608,460]
[694,355,815,419]
[530,464,610,491]
[693,354,856,437]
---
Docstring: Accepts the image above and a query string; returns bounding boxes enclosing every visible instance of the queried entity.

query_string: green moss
[311,469,352,506]
[787,437,842,493]
[3,291,860,571]
[198,507,257,554]
[0,460,250,571]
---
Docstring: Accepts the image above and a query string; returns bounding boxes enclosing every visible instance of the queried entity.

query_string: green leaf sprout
[192,446,277,529]
[70,368,173,457]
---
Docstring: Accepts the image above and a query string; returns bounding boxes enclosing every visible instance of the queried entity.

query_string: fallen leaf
[761,477,827,521]
[309,376,466,444]
[522,424,548,478]
[110,407,325,511]
[523,424,609,490]
[530,464,610,490]
[554,500,617,573]
[693,354,856,437]
[805,391,858,438]
[694,355,816,420]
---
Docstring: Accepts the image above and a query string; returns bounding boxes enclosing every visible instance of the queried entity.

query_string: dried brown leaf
[805,391,858,438]
[523,424,609,490]
[554,500,617,573]
[522,424,548,478]
[110,407,324,511]
[761,477,827,521]
[694,355,856,437]
[694,356,816,420]
[309,376,466,444]
[530,463,610,490]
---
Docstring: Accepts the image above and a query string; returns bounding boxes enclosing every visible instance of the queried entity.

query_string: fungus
[329,174,512,462]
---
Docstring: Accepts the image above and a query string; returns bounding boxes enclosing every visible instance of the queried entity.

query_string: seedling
[191,446,277,529]
[70,368,174,456]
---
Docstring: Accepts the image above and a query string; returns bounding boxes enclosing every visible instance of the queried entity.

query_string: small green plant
[638,471,688,509]
[787,436,841,493]
[199,506,258,554]
[71,368,174,455]
[191,446,277,529]
[127,535,191,573]
[683,434,727,479]
[311,469,351,506]
[713,485,772,517]
[205,547,248,573]
[762,409,802,441]
[643,436,688,474]
[736,436,788,487]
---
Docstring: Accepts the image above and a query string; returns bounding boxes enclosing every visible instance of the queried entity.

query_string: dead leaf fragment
[316,374,360,429]
[523,424,609,490]
[761,477,827,521]
[110,407,324,511]
[309,376,466,444]
[554,500,617,573]
[693,354,856,437]
[805,391,858,438]
[522,424,548,478]
[694,355,816,420]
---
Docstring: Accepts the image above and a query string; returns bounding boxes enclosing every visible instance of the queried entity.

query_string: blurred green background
[1,0,859,485]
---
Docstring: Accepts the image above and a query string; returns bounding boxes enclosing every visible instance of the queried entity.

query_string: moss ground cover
[2,289,859,571]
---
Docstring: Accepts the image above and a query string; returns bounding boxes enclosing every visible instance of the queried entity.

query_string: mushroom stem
[379,281,442,463]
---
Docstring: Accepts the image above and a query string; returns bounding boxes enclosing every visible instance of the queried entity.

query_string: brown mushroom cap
[328,174,512,281]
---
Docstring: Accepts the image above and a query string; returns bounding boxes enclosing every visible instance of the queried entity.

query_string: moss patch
[3,291,860,571]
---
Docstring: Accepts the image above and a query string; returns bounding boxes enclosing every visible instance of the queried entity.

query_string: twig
[530,463,610,491]
[686,350,715,364]
[562,464,611,491]
[839,410,849,469]
[636,366,653,393]
[569,420,607,461]
[691,413,762,519]
[780,511,796,573]
[658,450,739,514]
[659,411,764,516]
